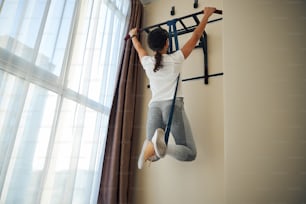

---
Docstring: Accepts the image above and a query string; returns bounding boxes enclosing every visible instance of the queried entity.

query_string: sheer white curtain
[0,0,130,203]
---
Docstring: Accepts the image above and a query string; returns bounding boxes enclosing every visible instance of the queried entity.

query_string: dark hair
[147,28,168,72]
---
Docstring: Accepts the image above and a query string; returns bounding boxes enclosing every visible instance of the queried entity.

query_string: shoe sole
[138,140,148,169]
[152,128,166,158]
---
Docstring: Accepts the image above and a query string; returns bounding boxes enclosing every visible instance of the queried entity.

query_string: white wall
[223,1,306,203]
[133,0,306,204]
[133,0,224,204]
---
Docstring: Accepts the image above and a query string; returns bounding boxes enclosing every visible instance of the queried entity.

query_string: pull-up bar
[124,9,223,40]
[127,9,223,85]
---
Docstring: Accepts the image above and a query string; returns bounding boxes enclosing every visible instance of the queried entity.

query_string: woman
[129,7,216,169]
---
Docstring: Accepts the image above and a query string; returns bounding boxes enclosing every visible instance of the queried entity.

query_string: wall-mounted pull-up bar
[125,9,223,85]
[125,10,222,41]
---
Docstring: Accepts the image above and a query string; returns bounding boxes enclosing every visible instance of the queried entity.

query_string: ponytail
[147,28,168,72]
[153,51,162,72]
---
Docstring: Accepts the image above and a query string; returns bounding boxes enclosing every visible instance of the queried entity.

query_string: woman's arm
[129,28,148,60]
[181,7,216,59]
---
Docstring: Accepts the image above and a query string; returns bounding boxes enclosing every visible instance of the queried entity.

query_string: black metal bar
[124,10,223,40]
[176,11,202,21]
[193,15,200,25]
[182,72,224,82]
[143,17,222,35]
[194,0,199,8]
[147,72,223,88]
[168,18,223,37]
[178,19,188,30]
[202,31,208,84]
[168,10,222,22]
[168,23,173,53]
[144,28,150,33]
[167,18,222,37]
[208,18,223,24]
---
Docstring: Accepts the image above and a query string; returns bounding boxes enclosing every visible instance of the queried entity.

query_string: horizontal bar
[147,72,223,88]
[179,9,222,21]
[182,72,224,82]
[169,18,223,37]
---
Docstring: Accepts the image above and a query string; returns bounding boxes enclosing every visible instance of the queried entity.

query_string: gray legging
[146,97,197,161]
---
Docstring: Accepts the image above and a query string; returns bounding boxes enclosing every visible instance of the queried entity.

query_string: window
[0,0,130,203]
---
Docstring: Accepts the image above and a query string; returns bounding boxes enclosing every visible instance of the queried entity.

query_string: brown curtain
[98,0,143,204]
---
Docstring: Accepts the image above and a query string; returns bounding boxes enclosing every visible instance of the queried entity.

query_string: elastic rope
[164,74,180,145]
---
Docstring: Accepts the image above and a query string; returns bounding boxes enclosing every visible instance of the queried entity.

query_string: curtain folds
[98,0,143,203]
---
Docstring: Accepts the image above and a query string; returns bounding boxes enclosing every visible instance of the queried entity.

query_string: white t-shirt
[141,50,185,104]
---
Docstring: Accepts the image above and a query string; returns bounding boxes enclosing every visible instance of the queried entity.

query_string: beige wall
[224,0,306,203]
[133,0,224,204]
[133,0,306,204]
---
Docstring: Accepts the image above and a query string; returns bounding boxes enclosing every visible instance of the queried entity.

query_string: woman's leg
[163,98,197,161]
[146,103,164,140]
[138,104,163,168]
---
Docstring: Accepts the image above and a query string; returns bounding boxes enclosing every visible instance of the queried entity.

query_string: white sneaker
[138,139,149,169]
[138,139,156,169]
[152,128,167,158]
